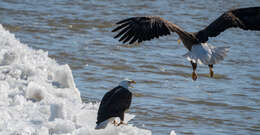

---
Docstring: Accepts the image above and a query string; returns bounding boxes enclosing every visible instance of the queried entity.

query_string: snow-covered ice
[0,24,154,135]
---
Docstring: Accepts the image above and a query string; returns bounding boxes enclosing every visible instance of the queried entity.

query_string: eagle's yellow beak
[129,80,136,88]
[130,80,136,84]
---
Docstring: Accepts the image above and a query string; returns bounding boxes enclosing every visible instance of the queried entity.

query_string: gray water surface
[1,0,260,135]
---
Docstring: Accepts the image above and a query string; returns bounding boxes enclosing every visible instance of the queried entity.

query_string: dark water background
[1,0,260,134]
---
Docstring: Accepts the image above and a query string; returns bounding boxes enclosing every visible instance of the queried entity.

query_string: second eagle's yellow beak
[130,80,136,84]
[129,80,136,88]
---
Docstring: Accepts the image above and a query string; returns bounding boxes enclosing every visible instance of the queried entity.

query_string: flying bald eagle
[112,7,260,80]
[95,79,136,129]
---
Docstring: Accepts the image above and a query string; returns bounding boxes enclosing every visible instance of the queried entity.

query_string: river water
[0,0,260,135]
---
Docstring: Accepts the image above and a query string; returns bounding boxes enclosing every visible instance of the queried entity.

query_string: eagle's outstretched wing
[112,16,189,44]
[196,7,260,42]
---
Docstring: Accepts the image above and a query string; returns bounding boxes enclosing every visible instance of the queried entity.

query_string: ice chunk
[49,103,65,121]
[0,81,9,105]
[0,51,17,66]
[46,119,76,134]
[26,82,45,102]
[50,65,76,89]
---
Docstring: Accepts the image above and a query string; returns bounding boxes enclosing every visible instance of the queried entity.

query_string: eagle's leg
[112,120,118,126]
[117,121,127,126]
[208,64,214,78]
[191,61,197,81]
[117,113,127,126]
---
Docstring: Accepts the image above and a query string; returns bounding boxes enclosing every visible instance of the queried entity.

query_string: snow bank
[0,24,152,135]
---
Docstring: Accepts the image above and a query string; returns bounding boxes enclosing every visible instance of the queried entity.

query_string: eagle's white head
[119,79,136,89]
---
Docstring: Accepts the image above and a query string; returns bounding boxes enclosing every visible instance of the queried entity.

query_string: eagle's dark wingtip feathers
[112,16,185,44]
[112,22,132,32]
[115,17,136,25]
[113,25,133,39]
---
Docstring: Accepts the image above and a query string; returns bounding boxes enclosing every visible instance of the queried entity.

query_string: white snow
[0,24,153,135]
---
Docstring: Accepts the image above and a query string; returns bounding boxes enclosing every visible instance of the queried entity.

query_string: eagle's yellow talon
[117,121,127,126]
[209,65,214,78]
[192,72,197,81]
[210,70,214,78]
[177,39,181,44]
[112,120,118,126]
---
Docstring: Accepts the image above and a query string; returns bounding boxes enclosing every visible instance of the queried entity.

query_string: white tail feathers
[183,43,229,65]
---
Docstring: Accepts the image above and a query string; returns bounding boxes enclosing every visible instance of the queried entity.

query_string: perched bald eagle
[95,79,136,129]
[112,7,260,80]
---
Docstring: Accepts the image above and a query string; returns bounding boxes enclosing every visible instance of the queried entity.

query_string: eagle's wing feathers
[197,7,260,42]
[112,16,186,44]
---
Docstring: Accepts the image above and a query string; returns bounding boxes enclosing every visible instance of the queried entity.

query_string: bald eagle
[112,7,260,80]
[95,79,136,129]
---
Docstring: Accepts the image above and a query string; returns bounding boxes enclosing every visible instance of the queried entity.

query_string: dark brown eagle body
[96,86,132,126]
